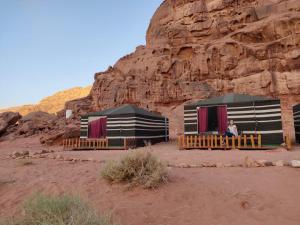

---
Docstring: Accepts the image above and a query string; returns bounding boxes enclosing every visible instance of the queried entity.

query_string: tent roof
[189,94,272,106]
[85,104,165,118]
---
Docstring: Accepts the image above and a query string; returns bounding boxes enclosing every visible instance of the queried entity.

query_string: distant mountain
[0,86,92,115]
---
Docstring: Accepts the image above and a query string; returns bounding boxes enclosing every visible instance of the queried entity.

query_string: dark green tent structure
[184,93,283,145]
[293,104,300,143]
[80,104,169,147]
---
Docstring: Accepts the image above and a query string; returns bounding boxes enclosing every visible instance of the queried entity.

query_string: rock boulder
[17,111,57,136]
[0,112,21,135]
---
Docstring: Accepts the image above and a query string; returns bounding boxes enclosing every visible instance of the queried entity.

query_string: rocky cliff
[66,0,300,139]
[1,86,91,116]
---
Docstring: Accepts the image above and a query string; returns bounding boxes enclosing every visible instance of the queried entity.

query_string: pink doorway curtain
[217,106,228,134]
[197,107,208,133]
[88,117,107,139]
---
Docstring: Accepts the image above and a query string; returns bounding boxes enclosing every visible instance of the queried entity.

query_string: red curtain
[217,106,228,134]
[88,118,107,139]
[197,107,208,133]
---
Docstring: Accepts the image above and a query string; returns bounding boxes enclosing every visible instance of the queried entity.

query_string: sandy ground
[1,137,300,225]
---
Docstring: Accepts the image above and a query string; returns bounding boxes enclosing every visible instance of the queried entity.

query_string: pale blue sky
[0,0,162,108]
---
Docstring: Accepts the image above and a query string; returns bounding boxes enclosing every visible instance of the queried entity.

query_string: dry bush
[0,194,116,225]
[101,151,168,189]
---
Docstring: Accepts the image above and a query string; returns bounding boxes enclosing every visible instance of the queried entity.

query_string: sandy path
[55,140,300,166]
[1,137,300,225]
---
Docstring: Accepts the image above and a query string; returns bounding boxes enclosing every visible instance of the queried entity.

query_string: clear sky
[0,0,162,108]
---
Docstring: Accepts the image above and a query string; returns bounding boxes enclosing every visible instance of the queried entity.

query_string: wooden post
[198,136,202,148]
[207,136,210,149]
[186,136,189,149]
[181,136,185,149]
[244,135,247,148]
[258,135,262,148]
[194,136,197,148]
[251,135,255,148]
[178,136,181,150]
[214,135,218,148]
[124,138,127,150]
[232,136,236,149]
[225,136,229,150]
[220,136,223,149]
[238,136,241,149]
[202,136,206,148]
[286,136,292,151]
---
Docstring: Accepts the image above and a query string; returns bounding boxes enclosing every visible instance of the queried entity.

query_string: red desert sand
[1,136,300,225]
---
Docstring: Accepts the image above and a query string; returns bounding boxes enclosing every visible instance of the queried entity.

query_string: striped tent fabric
[184,94,283,145]
[294,104,300,143]
[80,104,169,147]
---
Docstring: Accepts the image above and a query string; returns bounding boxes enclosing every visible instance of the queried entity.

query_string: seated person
[224,120,238,137]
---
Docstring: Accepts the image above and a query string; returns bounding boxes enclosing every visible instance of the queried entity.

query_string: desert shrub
[101,151,168,189]
[1,194,115,225]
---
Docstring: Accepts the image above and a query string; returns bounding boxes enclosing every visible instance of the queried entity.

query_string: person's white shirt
[228,124,238,136]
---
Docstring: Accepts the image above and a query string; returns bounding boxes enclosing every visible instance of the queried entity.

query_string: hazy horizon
[0,0,162,108]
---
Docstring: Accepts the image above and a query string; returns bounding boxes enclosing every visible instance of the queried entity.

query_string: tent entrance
[197,105,228,134]
[88,117,107,139]
[208,107,218,132]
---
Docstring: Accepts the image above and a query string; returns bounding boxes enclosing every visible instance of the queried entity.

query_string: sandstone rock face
[67,0,300,139]
[0,112,21,135]
[0,86,91,116]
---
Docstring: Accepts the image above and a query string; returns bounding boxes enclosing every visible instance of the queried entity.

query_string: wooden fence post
[198,136,202,148]
[232,136,236,149]
[286,136,292,151]
[124,138,127,150]
[181,136,185,149]
[225,136,229,150]
[244,135,247,148]
[238,136,241,149]
[258,135,262,148]
[207,136,210,149]
[214,136,218,148]
[220,136,223,149]
[251,135,255,148]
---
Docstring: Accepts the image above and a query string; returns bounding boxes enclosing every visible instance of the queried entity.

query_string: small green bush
[101,151,168,189]
[1,194,115,225]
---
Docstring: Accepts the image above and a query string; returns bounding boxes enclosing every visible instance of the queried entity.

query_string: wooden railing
[62,138,109,151]
[178,135,265,150]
